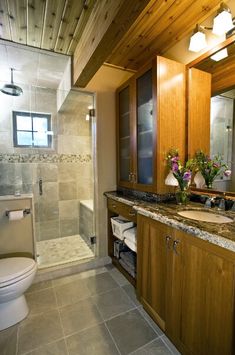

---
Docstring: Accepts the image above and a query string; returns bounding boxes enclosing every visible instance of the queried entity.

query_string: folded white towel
[124,238,137,253]
[123,227,136,244]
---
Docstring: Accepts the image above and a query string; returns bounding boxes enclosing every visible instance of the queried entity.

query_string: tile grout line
[103,322,122,355]
[160,335,181,355]
[127,337,160,355]
[136,306,164,337]
[19,337,66,355]
[52,284,70,355]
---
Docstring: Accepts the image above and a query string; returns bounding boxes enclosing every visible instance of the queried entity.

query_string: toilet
[0,257,37,330]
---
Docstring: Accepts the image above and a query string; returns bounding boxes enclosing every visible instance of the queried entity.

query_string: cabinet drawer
[107,198,137,222]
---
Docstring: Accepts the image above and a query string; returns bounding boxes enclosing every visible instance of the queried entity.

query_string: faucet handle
[218,198,226,210]
[204,196,215,208]
[231,201,235,211]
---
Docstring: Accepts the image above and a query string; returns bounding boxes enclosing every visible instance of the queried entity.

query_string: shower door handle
[39,178,43,195]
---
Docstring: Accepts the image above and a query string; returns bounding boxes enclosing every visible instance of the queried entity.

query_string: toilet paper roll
[8,210,24,221]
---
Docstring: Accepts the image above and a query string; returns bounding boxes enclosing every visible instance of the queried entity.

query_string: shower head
[1,68,23,96]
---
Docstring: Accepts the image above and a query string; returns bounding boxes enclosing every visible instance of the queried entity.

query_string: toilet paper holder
[5,209,31,217]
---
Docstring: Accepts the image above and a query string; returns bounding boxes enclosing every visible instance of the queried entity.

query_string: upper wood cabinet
[117,56,186,194]
[137,214,235,355]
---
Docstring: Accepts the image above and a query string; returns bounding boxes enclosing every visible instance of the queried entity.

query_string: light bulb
[189,31,207,52]
[212,10,234,36]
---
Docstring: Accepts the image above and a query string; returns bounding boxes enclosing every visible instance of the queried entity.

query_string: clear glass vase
[175,188,189,205]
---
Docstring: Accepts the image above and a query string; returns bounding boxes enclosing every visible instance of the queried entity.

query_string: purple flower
[171,156,179,163]
[183,171,191,181]
[172,163,179,172]
[224,169,231,177]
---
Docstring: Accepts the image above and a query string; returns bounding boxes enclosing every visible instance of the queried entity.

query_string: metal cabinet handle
[165,235,172,250]
[129,210,136,217]
[112,204,116,208]
[128,173,132,182]
[132,173,137,183]
[173,240,180,255]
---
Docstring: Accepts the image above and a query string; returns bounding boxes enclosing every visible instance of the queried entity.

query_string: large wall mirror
[188,34,235,194]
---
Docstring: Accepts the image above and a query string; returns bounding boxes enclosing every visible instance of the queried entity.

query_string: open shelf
[111,256,136,287]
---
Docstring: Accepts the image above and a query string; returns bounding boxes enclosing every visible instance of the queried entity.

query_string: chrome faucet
[204,196,215,208]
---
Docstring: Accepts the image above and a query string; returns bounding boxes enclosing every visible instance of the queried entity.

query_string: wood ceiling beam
[72,0,153,88]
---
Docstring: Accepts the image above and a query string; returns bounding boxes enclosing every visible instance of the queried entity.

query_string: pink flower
[224,169,231,177]
[172,163,179,172]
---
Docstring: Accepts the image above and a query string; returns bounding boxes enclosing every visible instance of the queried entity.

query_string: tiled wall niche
[0,87,94,242]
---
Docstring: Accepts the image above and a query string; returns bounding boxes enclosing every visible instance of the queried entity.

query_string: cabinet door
[137,215,172,331]
[135,67,154,189]
[117,82,133,187]
[175,230,235,355]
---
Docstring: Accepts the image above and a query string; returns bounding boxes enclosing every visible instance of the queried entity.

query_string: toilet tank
[0,194,35,259]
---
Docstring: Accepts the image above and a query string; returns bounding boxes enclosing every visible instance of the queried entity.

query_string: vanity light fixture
[1,68,23,96]
[189,25,207,52]
[210,48,228,61]
[189,3,234,53]
[212,3,234,36]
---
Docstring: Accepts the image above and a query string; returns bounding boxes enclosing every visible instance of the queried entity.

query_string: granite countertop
[105,191,235,253]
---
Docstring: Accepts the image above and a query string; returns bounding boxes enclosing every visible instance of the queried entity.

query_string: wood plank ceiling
[0,0,228,87]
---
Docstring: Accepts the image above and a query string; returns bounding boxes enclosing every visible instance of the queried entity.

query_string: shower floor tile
[36,235,94,269]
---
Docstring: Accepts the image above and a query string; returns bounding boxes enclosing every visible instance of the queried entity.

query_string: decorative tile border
[0,153,92,163]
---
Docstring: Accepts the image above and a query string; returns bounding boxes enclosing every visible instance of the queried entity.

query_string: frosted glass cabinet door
[119,86,131,182]
[136,69,153,184]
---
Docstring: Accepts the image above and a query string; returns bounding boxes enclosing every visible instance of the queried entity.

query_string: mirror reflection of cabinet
[187,36,235,193]
[117,57,186,194]
[187,68,211,159]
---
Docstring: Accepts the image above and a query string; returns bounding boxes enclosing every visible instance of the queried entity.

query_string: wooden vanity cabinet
[117,56,186,194]
[137,214,235,355]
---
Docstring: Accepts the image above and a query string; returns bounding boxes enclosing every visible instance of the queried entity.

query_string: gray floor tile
[0,324,18,355]
[59,298,102,336]
[106,309,157,355]
[108,267,129,286]
[122,284,141,307]
[161,335,181,355]
[66,323,120,355]
[92,287,135,320]
[27,280,52,294]
[24,338,67,355]
[17,310,63,355]
[138,307,164,337]
[130,338,172,354]
[54,279,91,307]
[26,288,57,316]
[85,272,118,295]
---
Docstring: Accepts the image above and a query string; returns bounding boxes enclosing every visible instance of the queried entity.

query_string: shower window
[13,111,52,148]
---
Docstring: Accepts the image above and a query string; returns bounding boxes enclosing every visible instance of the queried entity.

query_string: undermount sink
[177,210,233,224]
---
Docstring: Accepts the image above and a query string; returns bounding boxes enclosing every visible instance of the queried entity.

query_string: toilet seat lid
[0,257,36,284]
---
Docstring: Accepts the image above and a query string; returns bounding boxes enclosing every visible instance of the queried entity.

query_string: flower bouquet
[191,151,231,189]
[166,149,192,204]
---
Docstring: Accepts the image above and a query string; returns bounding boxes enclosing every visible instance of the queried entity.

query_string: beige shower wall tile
[58,163,77,181]
[59,200,79,219]
[59,182,77,200]
[57,135,91,155]
[60,219,78,237]
[37,164,58,182]
[77,179,93,200]
[39,220,60,241]
[38,201,59,221]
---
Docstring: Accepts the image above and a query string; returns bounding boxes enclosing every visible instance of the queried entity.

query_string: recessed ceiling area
[0,40,70,89]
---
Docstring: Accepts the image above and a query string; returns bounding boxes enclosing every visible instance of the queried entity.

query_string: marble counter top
[105,191,235,253]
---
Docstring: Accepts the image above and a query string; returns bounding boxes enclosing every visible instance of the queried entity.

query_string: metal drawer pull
[129,211,136,216]
[173,240,180,255]
[165,235,172,249]
[112,204,116,208]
